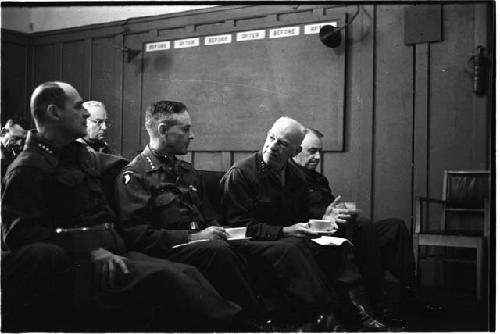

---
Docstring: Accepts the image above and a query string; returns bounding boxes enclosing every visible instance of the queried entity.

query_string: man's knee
[4,242,70,274]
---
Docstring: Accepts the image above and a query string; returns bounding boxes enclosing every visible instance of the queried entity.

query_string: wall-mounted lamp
[318,5,360,49]
[319,25,342,48]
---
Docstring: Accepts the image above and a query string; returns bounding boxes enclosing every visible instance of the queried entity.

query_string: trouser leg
[102,251,242,331]
[165,240,263,317]
[232,237,333,320]
[374,218,416,287]
[1,242,72,331]
[339,217,386,303]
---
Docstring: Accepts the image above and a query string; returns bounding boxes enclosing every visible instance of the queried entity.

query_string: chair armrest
[417,197,446,205]
[415,197,445,234]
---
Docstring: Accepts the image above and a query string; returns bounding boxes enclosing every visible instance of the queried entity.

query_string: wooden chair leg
[413,236,420,285]
[476,244,483,301]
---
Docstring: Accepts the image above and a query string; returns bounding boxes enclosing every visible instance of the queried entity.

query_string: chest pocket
[55,168,86,187]
[153,191,177,208]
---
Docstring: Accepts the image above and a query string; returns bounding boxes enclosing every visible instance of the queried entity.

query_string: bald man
[221,117,390,331]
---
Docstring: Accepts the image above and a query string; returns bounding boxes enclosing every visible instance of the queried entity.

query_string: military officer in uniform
[292,127,443,322]
[1,82,242,332]
[221,116,392,332]
[114,101,341,330]
[77,100,115,154]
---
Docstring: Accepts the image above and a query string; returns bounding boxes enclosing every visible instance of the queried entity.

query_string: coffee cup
[308,219,335,232]
[225,227,247,239]
[344,202,356,211]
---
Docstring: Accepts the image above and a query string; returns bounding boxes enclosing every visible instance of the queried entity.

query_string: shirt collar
[141,145,191,173]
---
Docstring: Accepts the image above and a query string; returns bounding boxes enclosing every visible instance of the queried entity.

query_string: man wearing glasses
[78,100,114,154]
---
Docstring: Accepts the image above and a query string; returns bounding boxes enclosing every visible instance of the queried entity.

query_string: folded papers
[311,236,353,246]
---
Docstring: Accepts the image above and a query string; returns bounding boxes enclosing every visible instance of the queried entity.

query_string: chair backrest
[441,170,490,235]
[197,169,227,217]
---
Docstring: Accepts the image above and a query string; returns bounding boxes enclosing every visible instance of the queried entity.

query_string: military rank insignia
[123,171,133,185]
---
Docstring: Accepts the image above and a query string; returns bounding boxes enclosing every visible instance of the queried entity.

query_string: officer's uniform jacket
[115,146,219,257]
[220,152,310,241]
[1,130,128,251]
[77,137,115,154]
[296,164,336,219]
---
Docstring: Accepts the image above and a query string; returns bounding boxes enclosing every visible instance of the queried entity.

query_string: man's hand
[323,195,352,224]
[189,226,229,241]
[91,248,129,290]
[283,223,321,238]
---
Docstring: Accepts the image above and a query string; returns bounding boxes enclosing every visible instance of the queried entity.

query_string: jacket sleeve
[114,168,189,257]
[220,167,282,240]
[2,167,57,250]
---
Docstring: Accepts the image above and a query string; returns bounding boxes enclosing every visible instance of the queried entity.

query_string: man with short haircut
[293,127,443,322]
[78,100,114,153]
[1,118,29,178]
[221,117,390,332]
[114,101,338,331]
[1,82,241,332]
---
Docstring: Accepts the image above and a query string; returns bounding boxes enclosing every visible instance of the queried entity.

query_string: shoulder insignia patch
[123,171,134,185]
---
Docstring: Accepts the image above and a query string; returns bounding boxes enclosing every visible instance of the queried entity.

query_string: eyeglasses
[88,119,111,128]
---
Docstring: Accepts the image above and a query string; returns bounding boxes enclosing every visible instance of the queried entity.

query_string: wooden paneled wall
[1,29,31,124]
[1,4,492,236]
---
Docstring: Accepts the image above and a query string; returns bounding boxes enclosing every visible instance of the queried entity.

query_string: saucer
[309,230,336,235]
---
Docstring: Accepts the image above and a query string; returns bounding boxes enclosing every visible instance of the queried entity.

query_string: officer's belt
[54,223,125,254]
[55,222,114,234]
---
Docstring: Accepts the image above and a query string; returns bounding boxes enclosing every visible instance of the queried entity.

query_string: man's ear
[157,122,168,136]
[46,104,62,121]
[292,145,302,158]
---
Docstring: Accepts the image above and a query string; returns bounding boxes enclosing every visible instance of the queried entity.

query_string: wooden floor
[399,286,492,332]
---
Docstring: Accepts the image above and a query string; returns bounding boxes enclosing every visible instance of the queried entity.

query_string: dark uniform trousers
[115,146,263,317]
[1,135,240,332]
[230,237,336,321]
[300,164,417,304]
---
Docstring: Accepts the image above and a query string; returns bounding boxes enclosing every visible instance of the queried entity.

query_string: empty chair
[414,170,490,300]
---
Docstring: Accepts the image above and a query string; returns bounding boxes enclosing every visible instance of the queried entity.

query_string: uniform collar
[256,151,304,189]
[25,130,61,167]
[141,145,191,173]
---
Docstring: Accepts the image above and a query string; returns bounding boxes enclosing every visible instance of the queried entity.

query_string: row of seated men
[1,81,442,332]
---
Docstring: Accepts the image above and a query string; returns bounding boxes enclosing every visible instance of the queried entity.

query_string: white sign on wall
[174,38,200,49]
[205,34,232,45]
[236,30,266,42]
[269,26,300,39]
[145,41,171,52]
[304,22,338,35]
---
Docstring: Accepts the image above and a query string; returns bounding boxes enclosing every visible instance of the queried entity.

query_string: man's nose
[189,130,195,140]
[101,122,108,130]
[314,152,321,160]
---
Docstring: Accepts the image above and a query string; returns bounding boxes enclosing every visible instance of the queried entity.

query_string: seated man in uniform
[220,116,393,332]
[78,100,114,154]
[1,82,242,332]
[114,100,342,331]
[1,118,29,178]
[292,127,443,322]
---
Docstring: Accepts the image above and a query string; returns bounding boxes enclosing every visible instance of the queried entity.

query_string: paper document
[172,239,209,249]
[312,236,353,246]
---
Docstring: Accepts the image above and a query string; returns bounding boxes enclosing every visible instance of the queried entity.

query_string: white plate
[227,237,252,241]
